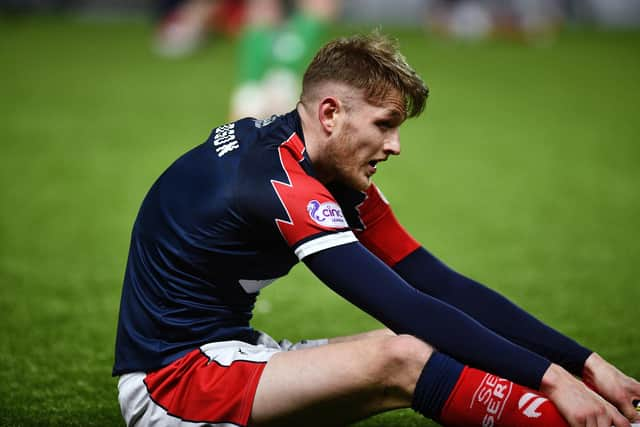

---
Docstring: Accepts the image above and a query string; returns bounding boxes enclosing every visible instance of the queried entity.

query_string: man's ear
[318,96,341,135]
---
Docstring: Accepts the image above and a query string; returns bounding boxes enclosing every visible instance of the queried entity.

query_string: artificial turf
[0,15,638,426]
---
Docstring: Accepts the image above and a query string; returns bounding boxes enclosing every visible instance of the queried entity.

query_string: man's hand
[541,363,631,427]
[582,352,640,423]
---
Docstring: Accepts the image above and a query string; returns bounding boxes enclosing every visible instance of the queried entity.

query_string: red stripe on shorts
[144,348,267,426]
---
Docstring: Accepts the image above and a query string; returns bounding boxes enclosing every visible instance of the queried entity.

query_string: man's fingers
[616,398,640,422]
[620,402,639,422]
[611,403,635,427]
[610,406,632,427]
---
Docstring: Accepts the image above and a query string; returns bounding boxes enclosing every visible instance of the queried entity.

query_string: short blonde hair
[301,31,429,118]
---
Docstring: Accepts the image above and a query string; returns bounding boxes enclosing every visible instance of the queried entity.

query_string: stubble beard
[327,126,370,191]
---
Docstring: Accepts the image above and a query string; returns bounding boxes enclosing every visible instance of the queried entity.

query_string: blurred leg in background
[230,0,339,119]
[153,0,246,58]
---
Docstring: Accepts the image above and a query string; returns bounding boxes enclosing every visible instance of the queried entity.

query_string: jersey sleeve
[267,133,358,259]
[393,247,594,376]
[304,242,551,390]
[355,183,420,267]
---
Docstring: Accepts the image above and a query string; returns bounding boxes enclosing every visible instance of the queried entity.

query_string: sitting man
[113,31,640,427]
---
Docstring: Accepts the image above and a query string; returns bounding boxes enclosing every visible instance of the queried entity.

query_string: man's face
[327,89,406,191]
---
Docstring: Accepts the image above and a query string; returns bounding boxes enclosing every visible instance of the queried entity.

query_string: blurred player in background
[153,0,245,57]
[426,0,565,42]
[153,0,338,119]
[114,31,640,427]
[230,0,339,120]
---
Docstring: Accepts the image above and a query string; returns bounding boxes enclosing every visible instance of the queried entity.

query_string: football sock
[438,366,569,427]
[412,352,569,426]
[412,351,465,419]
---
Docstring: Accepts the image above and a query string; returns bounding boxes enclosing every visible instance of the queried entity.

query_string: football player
[114,31,640,427]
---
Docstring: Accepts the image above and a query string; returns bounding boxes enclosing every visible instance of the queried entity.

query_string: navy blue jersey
[112,111,409,376]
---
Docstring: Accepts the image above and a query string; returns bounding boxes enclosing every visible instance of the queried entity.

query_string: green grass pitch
[0,15,639,427]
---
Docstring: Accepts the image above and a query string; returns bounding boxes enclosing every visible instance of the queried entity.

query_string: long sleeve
[393,247,593,377]
[303,242,551,390]
[352,184,591,377]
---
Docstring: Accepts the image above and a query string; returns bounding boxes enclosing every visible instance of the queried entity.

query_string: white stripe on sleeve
[294,231,358,260]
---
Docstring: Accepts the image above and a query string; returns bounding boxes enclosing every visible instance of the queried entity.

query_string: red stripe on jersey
[144,349,266,425]
[271,133,349,247]
[356,184,420,267]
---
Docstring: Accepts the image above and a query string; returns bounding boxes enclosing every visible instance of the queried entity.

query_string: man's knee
[382,334,433,368]
[373,335,434,397]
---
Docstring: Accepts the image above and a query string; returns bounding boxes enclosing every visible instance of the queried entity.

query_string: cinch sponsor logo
[307,200,347,228]
[471,374,513,427]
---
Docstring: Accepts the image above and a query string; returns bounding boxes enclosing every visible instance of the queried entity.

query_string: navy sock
[412,351,464,419]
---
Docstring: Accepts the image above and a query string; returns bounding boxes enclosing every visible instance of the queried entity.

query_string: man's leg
[250,333,431,426]
[250,332,571,427]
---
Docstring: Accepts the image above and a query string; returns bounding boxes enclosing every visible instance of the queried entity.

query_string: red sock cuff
[438,366,568,427]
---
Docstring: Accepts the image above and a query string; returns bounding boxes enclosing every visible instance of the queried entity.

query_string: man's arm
[400,249,640,423]
[353,184,640,421]
[304,241,551,390]
[354,184,591,374]
[393,246,592,376]
[304,241,639,426]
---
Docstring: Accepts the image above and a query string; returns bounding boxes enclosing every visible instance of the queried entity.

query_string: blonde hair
[301,31,429,118]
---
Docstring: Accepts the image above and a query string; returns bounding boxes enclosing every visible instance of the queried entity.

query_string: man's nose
[383,130,401,155]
